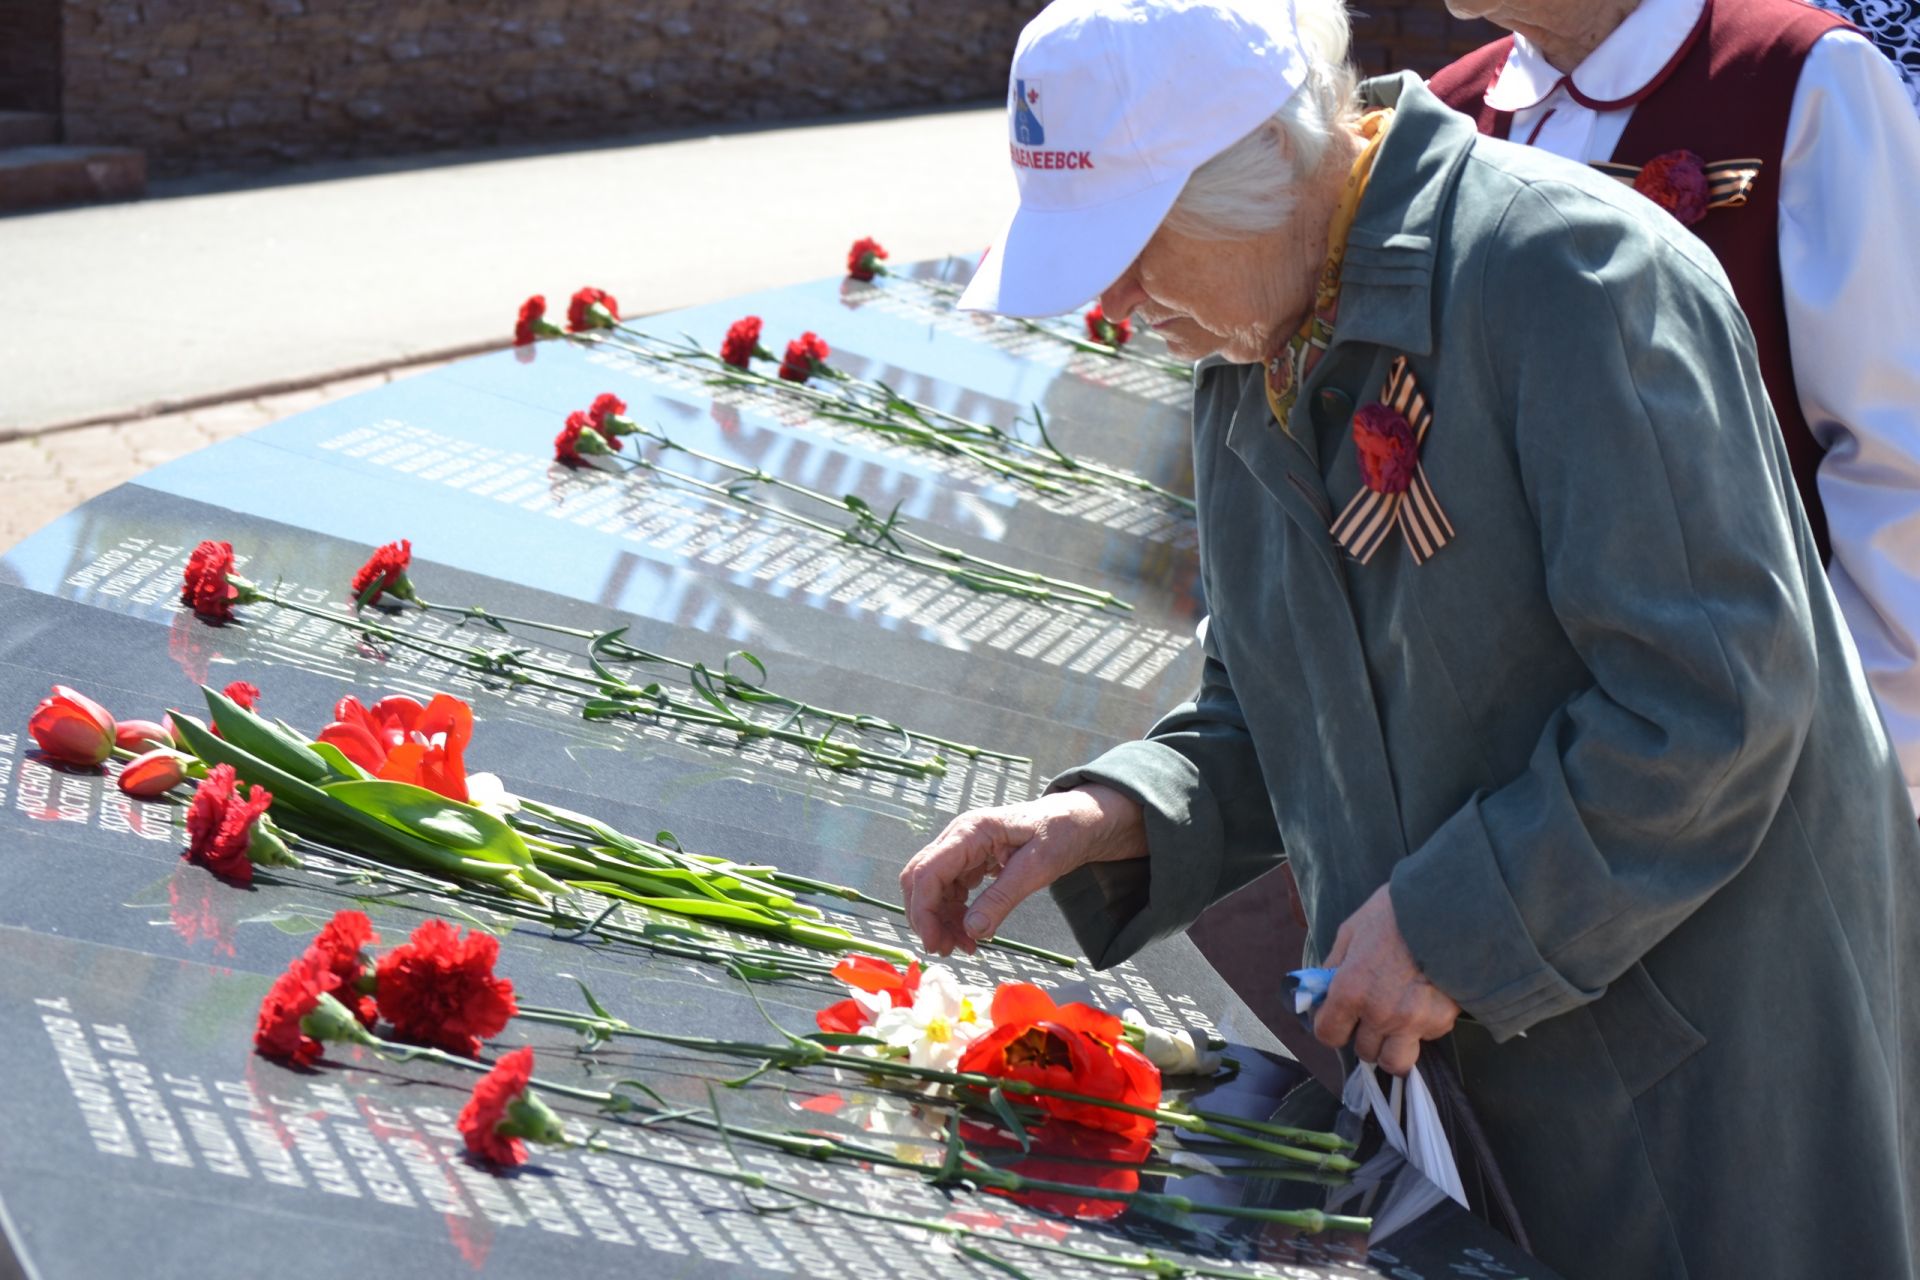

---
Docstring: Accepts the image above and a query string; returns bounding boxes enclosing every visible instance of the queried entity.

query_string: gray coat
[1049,72,1920,1279]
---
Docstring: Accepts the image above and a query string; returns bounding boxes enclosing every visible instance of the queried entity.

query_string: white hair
[1161,0,1362,239]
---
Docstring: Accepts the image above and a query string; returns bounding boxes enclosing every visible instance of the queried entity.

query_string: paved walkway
[0,363,445,552]
[0,106,1009,435]
[0,105,1013,552]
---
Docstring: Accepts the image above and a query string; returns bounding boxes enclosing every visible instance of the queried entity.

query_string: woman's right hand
[898,784,1147,955]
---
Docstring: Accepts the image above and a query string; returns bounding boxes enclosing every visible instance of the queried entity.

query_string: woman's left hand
[1312,884,1462,1075]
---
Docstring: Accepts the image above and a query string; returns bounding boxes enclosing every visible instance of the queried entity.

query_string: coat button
[1317,387,1353,419]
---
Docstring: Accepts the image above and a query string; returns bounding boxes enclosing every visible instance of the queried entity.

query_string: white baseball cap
[958,0,1311,318]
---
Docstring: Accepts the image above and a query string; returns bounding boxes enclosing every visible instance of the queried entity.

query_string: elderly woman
[1431,0,1920,814]
[900,0,1920,1276]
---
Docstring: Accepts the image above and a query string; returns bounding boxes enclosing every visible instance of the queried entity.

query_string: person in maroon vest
[1430,0,1920,815]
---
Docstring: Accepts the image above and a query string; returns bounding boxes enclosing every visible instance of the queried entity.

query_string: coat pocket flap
[1590,961,1708,1098]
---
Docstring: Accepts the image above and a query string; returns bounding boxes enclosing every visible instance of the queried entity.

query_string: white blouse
[1482,0,1920,809]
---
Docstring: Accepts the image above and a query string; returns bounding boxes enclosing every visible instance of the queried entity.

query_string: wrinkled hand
[899,785,1146,955]
[1312,884,1461,1076]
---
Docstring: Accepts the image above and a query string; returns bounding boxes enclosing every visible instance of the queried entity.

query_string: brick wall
[40,0,1501,179]
[54,0,1049,177]
[0,1,64,114]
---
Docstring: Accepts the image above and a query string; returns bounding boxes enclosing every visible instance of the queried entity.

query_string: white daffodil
[1120,1006,1223,1077]
[465,772,521,818]
[832,985,901,1062]
[868,965,994,1073]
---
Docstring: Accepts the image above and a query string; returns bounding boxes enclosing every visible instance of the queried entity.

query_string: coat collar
[1484,0,1710,112]
[1328,73,1481,361]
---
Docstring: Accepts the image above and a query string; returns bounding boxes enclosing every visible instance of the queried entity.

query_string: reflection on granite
[0,264,1555,1280]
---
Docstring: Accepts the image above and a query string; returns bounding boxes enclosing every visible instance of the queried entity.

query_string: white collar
[1485,0,1709,111]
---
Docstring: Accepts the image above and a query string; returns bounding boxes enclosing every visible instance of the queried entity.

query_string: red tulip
[957,982,1162,1137]
[119,749,188,798]
[318,693,474,802]
[114,718,174,751]
[815,954,923,1035]
[28,685,116,766]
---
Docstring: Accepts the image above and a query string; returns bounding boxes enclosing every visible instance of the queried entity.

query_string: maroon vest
[1430,0,1850,559]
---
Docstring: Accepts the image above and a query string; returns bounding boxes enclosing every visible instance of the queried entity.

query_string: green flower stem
[1168,1109,1356,1154]
[255,588,957,780]
[902,276,1195,382]
[753,869,1080,969]
[512,1005,1355,1173]
[354,1031,1361,1240]
[609,444,1123,611]
[609,419,1133,613]
[1006,315,1196,382]
[593,330,1193,511]
[515,839,904,961]
[577,1141,1329,1280]
[960,1160,1369,1233]
[519,797,1076,971]
[411,600,1024,764]
[279,832,840,983]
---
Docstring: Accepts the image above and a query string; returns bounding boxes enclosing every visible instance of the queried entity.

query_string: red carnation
[457,1045,564,1165]
[554,411,613,467]
[1633,150,1711,226]
[585,393,628,450]
[459,1045,536,1165]
[1352,403,1418,495]
[223,681,261,711]
[1086,304,1132,347]
[184,762,276,886]
[566,286,619,333]
[351,539,416,608]
[778,331,831,383]
[181,540,254,623]
[373,918,518,1057]
[513,295,559,346]
[311,910,381,1028]
[846,236,889,282]
[254,950,339,1066]
[720,316,767,370]
[957,983,1161,1138]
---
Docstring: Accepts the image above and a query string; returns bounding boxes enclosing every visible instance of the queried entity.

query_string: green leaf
[988,1085,1031,1153]
[804,1032,888,1048]
[202,685,333,784]
[307,740,372,782]
[172,714,523,888]
[172,713,339,820]
[723,650,767,687]
[564,973,615,1021]
[320,779,534,871]
[630,896,783,929]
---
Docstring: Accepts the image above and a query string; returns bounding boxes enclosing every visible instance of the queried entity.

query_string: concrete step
[0,111,59,147]
[0,145,146,213]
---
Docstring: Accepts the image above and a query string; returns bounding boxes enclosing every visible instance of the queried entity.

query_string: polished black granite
[0,262,1557,1280]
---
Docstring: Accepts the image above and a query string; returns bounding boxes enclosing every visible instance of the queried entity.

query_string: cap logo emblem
[1014,79,1045,145]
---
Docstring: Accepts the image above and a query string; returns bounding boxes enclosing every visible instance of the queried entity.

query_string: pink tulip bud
[115,719,174,752]
[119,749,188,799]
[28,685,116,767]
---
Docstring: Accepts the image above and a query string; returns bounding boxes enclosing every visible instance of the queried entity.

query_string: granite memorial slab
[0,262,1560,1280]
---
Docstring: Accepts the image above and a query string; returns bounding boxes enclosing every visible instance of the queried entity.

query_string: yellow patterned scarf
[1264,108,1394,433]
